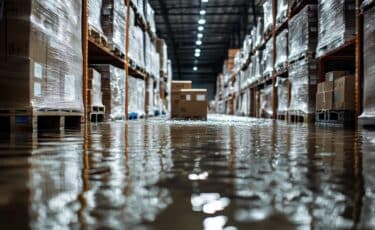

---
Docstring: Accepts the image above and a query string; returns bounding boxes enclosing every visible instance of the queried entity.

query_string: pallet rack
[82,0,164,124]
[219,0,363,124]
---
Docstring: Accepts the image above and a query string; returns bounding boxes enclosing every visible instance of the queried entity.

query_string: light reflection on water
[0,115,374,229]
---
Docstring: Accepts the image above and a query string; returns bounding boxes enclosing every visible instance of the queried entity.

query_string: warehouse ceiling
[149,0,262,82]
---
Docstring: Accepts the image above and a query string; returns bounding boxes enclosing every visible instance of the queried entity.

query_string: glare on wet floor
[0,114,375,229]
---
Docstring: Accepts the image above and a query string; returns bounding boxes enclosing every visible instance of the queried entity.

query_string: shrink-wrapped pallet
[288,5,318,61]
[260,85,273,117]
[102,0,126,54]
[0,0,83,111]
[276,77,289,113]
[276,0,288,26]
[89,0,104,34]
[288,58,317,114]
[93,65,125,120]
[316,0,356,57]
[275,29,288,72]
[263,0,273,35]
[263,39,273,77]
[360,3,375,121]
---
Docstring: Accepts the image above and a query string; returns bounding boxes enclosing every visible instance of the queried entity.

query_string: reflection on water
[0,115,375,229]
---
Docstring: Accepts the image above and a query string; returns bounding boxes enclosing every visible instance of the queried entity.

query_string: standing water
[0,114,375,229]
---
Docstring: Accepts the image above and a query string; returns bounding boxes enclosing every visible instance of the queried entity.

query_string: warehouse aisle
[0,115,375,229]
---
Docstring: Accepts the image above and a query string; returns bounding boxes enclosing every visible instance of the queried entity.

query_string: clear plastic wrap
[288,58,317,114]
[275,29,288,72]
[156,39,168,74]
[129,25,145,68]
[250,26,257,52]
[254,50,263,81]
[89,0,104,34]
[360,5,375,119]
[263,39,273,76]
[263,0,273,35]
[101,0,126,54]
[92,65,125,120]
[128,76,145,115]
[147,78,154,115]
[276,0,288,26]
[316,0,356,57]
[255,17,264,48]
[241,35,252,65]
[0,0,83,111]
[288,4,318,61]
[146,2,156,33]
[276,77,289,113]
[260,84,273,117]
[90,69,104,107]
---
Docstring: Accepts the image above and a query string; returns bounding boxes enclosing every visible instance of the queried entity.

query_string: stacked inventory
[316,0,356,57]
[275,29,288,73]
[92,65,126,121]
[171,81,208,120]
[276,77,290,118]
[360,1,375,124]
[128,76,145,119]
[0,0,83,131]
[288,5,318,119]
[88,69,105,121]
[102,0,127,54]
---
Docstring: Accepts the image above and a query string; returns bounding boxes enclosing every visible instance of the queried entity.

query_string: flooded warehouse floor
[0,114,375,229]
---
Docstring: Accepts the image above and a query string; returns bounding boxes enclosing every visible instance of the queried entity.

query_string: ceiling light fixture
[195,48,201,53]
[198,19,206,25]
[198,26,204,31]
[195,52,201,57]
[193,66,198,71]
[202,0,208,3]
[197,33,203,38]
[200,10,206,15]
[196,40,202,45]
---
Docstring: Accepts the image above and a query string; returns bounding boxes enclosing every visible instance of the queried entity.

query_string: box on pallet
[360,3,375,121]
[0,0,83,112]
[172,89,208,120]
[92,65,126,120]
[316,81,334,111]
[334,75,355,110]
[101,0,127,54]
[88,68,104,109]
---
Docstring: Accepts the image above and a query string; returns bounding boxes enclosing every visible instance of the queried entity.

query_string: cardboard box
[316,81,334,111]
[317,81,334,93]
[228,48,240,59]
[172,89,208,119]
[172,81,192,92]
[0,1,83,111]
[325,71,350,82]
[316,91,334,111]
[334,75,355,110]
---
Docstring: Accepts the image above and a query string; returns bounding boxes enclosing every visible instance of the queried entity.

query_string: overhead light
[197,33,203,38]
[202,0,208,3]
[193,66,198,71]
[200,10,206,15]
[198,19,206,25]
[195,52,201,57]
[196,40,202,45]
[198,26,204,31]
[195,48,201,53]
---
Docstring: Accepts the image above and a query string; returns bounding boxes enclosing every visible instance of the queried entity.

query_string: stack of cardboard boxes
[316,71,355,111]
[171,81,208,120]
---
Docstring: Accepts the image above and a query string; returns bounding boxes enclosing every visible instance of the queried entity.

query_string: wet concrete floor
[0,114,375,229]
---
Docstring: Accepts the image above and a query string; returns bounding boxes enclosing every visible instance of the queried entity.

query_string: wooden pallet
[0,109,83,132]
[277,112,288,121]
[288,110,315,123]
[108,43,125,59]
[315,110,355,126]
[88,26,108,48]
[89,112,104,123]
[288,51,315,64]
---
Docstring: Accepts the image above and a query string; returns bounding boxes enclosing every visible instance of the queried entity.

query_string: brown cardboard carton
[334,75,355,110]
[172,89,208,119]
[228,48,240,58]
[325,71,350,82]
[316,91,334,111]
[172,81,192,92]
